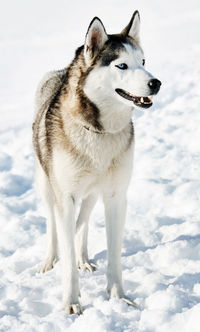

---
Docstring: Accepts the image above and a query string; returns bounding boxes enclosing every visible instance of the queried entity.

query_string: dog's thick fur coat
[33,11,160,314]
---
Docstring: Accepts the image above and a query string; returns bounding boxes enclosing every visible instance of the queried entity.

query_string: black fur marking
[45,70,68,152]
[73,51,104,132]
[108,33,133,44]
[76,82,103,132]
[100,42,122,66]
[95,34,137,67]
[75,45,84,58]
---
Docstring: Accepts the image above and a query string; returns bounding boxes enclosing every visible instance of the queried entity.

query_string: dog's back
[33,69,68,172]
[34,69,67,115]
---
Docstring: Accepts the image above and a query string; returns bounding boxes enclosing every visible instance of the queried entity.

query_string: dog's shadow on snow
[122,238,158,257]
[93,249,107,262]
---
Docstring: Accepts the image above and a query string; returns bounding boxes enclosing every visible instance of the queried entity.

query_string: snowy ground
[1,0,200,331]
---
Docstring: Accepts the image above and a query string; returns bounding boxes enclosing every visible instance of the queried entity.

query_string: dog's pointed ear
[84,17,108,64]
[121,11,140,43]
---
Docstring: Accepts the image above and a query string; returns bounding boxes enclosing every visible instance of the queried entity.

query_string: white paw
[63,303,82,315]
[38,256,58,273]
[78,261,97,272]
[121,296,138,308]
[107,284,138,308]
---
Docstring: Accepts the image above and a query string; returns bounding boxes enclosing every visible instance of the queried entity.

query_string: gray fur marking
[35,69,67,114]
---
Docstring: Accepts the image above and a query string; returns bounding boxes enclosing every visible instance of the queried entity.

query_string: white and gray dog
[33,11,161,314]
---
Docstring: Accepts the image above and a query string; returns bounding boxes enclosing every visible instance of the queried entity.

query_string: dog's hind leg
[36,160,58,273]
[75,194,98,272]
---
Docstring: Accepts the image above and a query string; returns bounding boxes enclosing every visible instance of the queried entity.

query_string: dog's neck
[83,85,133,133]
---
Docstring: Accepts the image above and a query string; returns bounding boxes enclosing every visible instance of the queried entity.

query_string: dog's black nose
[148,79,161,94]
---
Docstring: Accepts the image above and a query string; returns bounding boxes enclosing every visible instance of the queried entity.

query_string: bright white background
[0,1,200,331]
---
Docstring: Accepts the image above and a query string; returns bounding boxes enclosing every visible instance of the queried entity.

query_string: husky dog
[33,11,161,315]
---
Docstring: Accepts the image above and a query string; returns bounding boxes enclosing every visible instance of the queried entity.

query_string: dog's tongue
[136,96,152,104]
[143,97,151,103]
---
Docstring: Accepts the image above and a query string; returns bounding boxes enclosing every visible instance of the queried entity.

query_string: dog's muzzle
[115,88,153,109]
[115,78,161,109]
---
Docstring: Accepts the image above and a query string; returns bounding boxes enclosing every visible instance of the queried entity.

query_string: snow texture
[1,0,200,331]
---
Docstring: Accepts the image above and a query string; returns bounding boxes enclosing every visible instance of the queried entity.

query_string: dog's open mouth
[115,88,153,109]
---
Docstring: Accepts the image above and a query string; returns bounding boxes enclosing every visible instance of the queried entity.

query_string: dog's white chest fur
[52,123,133,198]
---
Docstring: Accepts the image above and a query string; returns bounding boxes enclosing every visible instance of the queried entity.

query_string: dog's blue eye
[115,63,128,70]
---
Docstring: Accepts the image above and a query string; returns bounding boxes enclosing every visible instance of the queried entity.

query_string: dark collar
[83,125,106,134]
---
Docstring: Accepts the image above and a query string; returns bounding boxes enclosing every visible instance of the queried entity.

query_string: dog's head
[83,11,161,111]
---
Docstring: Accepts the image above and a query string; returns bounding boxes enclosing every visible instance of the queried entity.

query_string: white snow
[1,0,200,331]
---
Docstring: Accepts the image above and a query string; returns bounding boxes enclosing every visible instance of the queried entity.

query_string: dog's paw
[38,256,58,273]
[78,261,97,272]
[63,303,82,315]
[107,284,138,308]
[121,296,138,308]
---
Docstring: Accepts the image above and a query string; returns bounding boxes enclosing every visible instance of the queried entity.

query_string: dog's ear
[121,11,140,43]
[84,17,108,64]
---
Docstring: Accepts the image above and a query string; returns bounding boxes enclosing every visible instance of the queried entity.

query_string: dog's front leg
[55,195,82,315]
[103,192,137,307]
[76,193,98,272]
[103,192,126,298]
